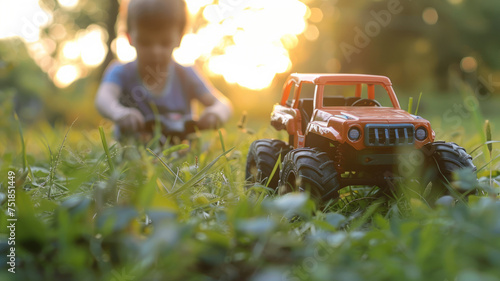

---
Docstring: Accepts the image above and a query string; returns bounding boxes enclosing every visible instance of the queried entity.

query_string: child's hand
[139,131,153,143]
[116,108,145,132]
[198,113,221,130]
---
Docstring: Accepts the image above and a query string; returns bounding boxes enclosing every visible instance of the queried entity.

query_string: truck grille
[364,124,414,146]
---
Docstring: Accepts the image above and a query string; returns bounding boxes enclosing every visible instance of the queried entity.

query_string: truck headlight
[415,127,427,141]
[348,127,361,141]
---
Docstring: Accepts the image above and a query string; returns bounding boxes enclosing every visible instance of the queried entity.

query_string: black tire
[278,148,340,201]
[246,139,291,188]
[420,141,477,199]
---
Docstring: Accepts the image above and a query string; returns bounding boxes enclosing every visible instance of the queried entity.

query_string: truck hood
[334,107,419,122]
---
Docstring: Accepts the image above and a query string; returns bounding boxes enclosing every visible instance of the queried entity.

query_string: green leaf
[99,126,114,173]
[325,213,347,228]
[96,206,139,234]
[266,192,309,218]
[236,217,276,235]
[162,143,190,156]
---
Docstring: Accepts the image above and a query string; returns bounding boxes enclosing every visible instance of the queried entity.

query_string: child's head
[126,0,187,70]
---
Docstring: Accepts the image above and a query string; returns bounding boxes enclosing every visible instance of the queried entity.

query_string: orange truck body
[271,74,435,151]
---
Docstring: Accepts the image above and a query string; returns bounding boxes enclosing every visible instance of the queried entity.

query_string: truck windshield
[322,83,395,107]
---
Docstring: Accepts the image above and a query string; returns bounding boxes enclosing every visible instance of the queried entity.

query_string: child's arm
[95,82,145,132]
[181,66,232,129]
[197,90,232,129]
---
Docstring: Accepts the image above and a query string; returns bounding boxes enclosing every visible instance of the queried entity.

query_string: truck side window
[373,84,394,107]
[286,83,296,107]
[300,83,315,100]
[323,84,356,106]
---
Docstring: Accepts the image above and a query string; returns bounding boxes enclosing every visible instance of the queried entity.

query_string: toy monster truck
[246,74,476,201]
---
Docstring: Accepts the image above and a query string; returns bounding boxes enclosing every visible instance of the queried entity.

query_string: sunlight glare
[54,64,79,88]
[304,24,319,41]
[58,0,79,9]
[422,7,438,25]
[0,0,312,90]
[309,7,324,23]
[62,40,80,60]
[185,0,213,15]
[115,35,137,62]
[0,0,52,42]
[113,34,137,63]
[460,56,477,73]
[173,34,202,66]
[207,42,291,90]
[176,0,310,90]
[78,25,108,67]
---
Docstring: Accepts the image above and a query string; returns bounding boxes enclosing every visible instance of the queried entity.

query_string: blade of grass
[146,102,163,149]
[91,143,118,178]
[218,130,226,153]
[255,187,268,205]
[146,148,184,185]
[98,126,115,173]
[171,147,234,196]
[162,143,190,156]
[469,141,500,155]
[246,185,275,194]
[172,168,180,191]
[350,198,384,230]
[485,120,493,187]
[48,119,77,199]
[461,87,488,162]
[14,113,33,182]
[414,92,422,116]
[431,157,467,205]
[14,113,27,171]
[476,154,500,173]
[485,120,493,154]
[408,97,413,114]
[265,154,281,187]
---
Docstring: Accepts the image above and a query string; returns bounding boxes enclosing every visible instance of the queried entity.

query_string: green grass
[1,101,500,280]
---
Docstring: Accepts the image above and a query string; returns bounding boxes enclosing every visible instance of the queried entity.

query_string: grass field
[1,94,500,281]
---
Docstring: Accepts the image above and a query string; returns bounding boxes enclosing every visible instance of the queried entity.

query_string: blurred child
[95,0,232,144]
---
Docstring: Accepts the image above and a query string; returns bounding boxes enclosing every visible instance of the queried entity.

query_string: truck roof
[289,73,392,86]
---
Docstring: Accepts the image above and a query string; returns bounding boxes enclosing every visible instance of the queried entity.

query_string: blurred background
[1,0,499,138]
